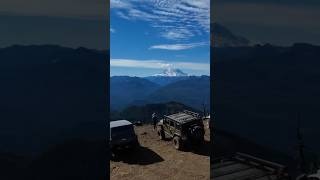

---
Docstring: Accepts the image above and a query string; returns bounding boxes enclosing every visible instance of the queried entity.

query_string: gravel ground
[110,122,210,180]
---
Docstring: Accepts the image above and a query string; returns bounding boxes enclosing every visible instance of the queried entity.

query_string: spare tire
[190,126,204,140]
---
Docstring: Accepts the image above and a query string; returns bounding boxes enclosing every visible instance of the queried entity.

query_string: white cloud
[149,42,208,50]
[161,29,194,40]
[116,11,131,20]
[110,58,209,71]
[110,0,210,41]
[110,27,116,33]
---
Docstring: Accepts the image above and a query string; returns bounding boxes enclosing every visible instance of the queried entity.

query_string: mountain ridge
[212,23,251,47]
[110,75,210,110]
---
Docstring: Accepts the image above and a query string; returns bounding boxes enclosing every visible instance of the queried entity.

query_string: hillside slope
[110,76,160,110]
[111,102,199,123]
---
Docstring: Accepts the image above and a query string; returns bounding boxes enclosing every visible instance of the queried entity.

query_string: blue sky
[214,0,320,46]
[110,0,210,77]
[2,0,319,53]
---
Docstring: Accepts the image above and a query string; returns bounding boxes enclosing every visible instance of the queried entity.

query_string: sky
[1,0,319,51]
[213,0,320,46]
[0,0,108,50]
[110,0,210,77]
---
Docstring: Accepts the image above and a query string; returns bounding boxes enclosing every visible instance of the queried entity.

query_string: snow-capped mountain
[144,67,189,86]
[153,67,188,77]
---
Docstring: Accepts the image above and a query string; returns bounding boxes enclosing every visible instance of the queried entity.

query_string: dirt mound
[110,122,210,180]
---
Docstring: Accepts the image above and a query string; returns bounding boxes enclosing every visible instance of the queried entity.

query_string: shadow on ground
[111,146,164,165]
[178,140,211,157]
[161,136,210,157]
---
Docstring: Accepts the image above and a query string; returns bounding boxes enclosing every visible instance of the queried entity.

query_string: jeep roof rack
[183,110,200,117]
[164,110,200,124]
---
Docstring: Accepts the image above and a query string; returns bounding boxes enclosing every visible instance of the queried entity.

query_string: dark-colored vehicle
[110,120,139,152]
[157,110,205,150]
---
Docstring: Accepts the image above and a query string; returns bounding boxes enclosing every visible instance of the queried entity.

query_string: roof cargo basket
[183,110,199,117]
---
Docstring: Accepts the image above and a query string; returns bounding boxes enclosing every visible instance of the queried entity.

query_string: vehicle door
[174,122,181,136]
[162,118,170,136]
[167,120,175,137]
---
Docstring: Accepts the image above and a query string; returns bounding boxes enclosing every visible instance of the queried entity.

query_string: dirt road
[110,123,210,180]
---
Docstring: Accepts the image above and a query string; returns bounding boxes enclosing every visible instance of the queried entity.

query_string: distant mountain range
[141,75,210,109]
[145,75,189,86]
[110,76,160,110]
[110,74,210,111]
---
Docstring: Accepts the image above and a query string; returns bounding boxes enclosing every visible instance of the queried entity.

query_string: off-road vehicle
[157,110,205,150]
[110,120,139,152]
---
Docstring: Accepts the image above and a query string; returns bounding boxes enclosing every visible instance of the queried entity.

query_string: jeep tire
[173,136,183,150]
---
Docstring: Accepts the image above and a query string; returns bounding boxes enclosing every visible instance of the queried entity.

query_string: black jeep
[110,120,139,153]
[157,110,205,150]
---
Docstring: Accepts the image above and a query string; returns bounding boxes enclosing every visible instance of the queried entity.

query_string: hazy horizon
[110,66,211,78]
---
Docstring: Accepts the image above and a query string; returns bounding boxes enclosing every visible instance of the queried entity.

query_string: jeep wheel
[173,136,183,150]
[157,129,165,140]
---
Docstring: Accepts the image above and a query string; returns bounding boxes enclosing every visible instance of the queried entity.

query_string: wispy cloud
[110,0,209,41]
[161,29,194,40]
[110,58,209,71]
[149,42,208,50]
[110,27,116,33]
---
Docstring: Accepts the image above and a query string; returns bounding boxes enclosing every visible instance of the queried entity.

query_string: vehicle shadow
[111,145,164,165]
[183,140,211,157]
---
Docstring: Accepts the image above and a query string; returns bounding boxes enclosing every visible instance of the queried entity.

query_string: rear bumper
[110,138,138,150]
